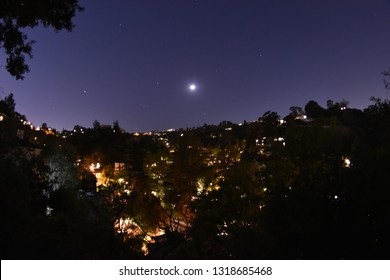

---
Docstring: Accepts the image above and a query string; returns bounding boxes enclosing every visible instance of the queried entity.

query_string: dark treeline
[1,95,390,259]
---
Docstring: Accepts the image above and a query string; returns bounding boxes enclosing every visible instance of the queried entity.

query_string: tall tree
[0,0,83,79]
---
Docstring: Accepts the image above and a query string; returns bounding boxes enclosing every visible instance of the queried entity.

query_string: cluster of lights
[89,162,101,172]
[295,115,308,120]
[19,119,35,130]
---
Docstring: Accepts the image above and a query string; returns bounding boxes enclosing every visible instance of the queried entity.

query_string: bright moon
[189,84,197,91]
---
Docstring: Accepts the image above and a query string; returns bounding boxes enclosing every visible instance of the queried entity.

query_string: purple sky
[1,0,390,132]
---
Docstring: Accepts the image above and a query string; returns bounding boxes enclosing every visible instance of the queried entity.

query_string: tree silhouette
[383,68,390,90]
[305,100,325,119]
[0,0,83,79]
[0,93,16,115]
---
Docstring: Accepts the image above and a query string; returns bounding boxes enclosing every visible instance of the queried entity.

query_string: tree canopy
[0,0,83,79]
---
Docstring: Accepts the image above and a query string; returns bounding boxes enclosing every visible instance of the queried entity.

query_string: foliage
[383,68,390,91]
[0,0,83,79]
[304,100,325,119]
[2,96,390,259]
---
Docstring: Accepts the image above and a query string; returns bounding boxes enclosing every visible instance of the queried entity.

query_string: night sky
[1,0,390,132]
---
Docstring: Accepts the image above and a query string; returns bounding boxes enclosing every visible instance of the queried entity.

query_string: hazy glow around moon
[189,84,197,91]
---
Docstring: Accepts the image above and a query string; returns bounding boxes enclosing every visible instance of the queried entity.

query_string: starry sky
[1,0,390,132]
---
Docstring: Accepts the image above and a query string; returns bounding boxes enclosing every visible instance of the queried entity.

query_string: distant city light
[46,206,53,216]
[90,162,101,172]
[343,157,351,168]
